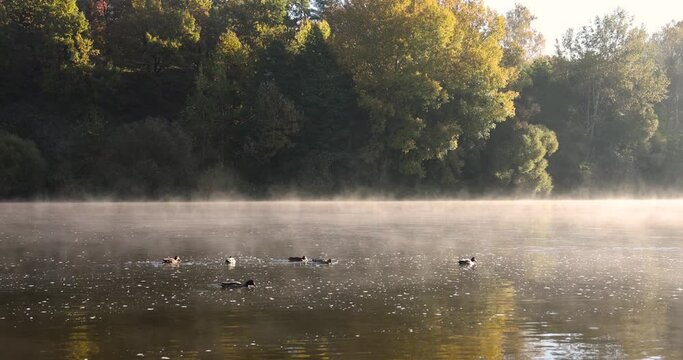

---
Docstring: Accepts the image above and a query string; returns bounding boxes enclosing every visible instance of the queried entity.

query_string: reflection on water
[0,201,682,359]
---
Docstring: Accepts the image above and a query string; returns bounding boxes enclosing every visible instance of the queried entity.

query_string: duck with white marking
[162,256,181,265]
[458,257,476,266]
[221,279,255,289]
[288,256,308,262]
[226,256,236,265]
[311,258,334,264]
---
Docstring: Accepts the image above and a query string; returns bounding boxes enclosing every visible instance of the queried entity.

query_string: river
[0,201,681,359]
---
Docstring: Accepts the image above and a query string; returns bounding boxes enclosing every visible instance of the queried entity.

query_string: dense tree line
[0,0,681,199]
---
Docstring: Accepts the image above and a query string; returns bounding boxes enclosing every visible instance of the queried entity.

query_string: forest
[0,0,682,199]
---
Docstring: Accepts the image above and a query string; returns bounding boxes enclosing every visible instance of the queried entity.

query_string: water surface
[0,201,682,359]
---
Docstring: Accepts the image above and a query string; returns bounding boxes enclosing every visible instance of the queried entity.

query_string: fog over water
[0,201,682,359]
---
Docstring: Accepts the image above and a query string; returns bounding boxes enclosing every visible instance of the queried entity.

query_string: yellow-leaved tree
[329,0,516,180]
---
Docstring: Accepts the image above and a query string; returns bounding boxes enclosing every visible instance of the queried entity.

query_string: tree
[654,21,683,134]
[0,132,46,198]
[547,9,668,188]
[454,3,551,195]
[287,0,312,23]
[183,29,253,167]
[484,122,558,195]
[243,81,302,160]
[0,0,107,196]
[484,11,558,196]
[282,20,360,193]
[97,117,194,197]
[5,0,683,198]
[647,21,683,188]
[107,0,201,73]
[77,0,110,49]
[502,4,545,68]
[206,0,294,49]
[0,0,95,97]
[311,0,339,19]
[329,0,515,183]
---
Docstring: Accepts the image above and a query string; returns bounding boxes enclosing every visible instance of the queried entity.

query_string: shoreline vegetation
[1,1,683,200]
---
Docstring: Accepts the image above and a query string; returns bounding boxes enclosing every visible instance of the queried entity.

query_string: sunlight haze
[486,0,683,53]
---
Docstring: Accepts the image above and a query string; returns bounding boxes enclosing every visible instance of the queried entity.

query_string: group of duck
[162,255,477,290]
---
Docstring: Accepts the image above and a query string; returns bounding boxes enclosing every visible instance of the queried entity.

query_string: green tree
[484,122,558,195]
[330,0,515,183]
[97,117,194,197]
[243,81,302,160]
[0,132,47,198]
[183,29,253,167]
[646,21,683,188]
[77,0,109,50]
[281,20,360,193]
[108,0,201,73]
[654,22,683,135]
[311,0,338,19]
[547,9,668,189]
[502,3,545,68]
[0,0,95,96]
[0,0,105,194]
[466,3,555,196]
[206,0,293,50]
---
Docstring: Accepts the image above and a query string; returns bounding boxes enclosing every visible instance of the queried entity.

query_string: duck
[458,257,476,266]
[226,256,236,265]
[311,258,334,264]
[288,256,308,262]
[221,279,255,289]
[163,256,181,265]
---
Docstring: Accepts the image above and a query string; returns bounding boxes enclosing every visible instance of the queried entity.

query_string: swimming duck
[226,256,236,265]
[221,279,255,289]
[311,258,334,264]
[288,256,308,262]
[163,256,181,265]
[458,257,476,266]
